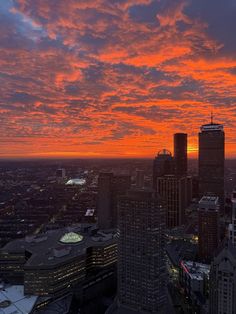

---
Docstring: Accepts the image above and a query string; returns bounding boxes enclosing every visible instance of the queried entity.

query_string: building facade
[153,149,174,190]
[156,175,191,228]
[117,190,167,313]
[198,196,220,263]
[0,227,117,297]
[97,173,131,229]
[174,133,187,177]
[228,189,236,246]
[198,122,225,208]
[209,239,236,314]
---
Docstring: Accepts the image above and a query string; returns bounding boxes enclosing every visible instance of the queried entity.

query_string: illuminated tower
[198,118,225,208]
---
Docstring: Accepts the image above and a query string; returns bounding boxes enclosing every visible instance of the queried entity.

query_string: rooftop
[1,226,117,267]
[200,123,224,132]
[180,260,210,280]
[199,195,219,210]
[0,285,38,314]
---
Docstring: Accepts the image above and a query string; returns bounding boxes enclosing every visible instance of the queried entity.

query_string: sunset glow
[0,0,236,158]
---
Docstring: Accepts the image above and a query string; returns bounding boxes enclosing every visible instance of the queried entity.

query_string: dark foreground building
[174,133,187,176]
[156,175,191,228]
[114,190,167,314]
[97,173,131,229]
[153,149,174,190]
[198,122,225,208]
[198,195,220,263]
[0,226,117,299]
[210,239,236,314]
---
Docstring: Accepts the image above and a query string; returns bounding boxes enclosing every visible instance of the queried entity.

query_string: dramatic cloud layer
[0,0,236,157]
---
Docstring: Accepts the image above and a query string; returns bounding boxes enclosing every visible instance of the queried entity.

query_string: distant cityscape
[0,119,235,313]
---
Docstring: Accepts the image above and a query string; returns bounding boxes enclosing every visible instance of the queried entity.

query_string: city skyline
[0,0,236,158]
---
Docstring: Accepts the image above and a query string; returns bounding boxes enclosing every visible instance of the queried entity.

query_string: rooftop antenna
[210,111,213,124]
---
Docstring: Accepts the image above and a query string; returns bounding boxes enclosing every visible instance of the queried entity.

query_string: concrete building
[198,196,220,262]
[209,239,236,314]
[116,190,167,313]
[156,175,191,228]
[97,173,131,229]
[0,226,117,298]
[174,133,187,177]
[198,121,225,208]
[228,189,236,246]
[153,149,174,190]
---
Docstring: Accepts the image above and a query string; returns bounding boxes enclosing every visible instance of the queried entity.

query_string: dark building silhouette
[209,239,236,314]
[157,175,191,228]
[97,173,131,230]
[174,133,187,176]
[153,149,174,190]
[117,190,167,313]
[199,121,225,208]
[135,169,144,189]
[198,195,220,262]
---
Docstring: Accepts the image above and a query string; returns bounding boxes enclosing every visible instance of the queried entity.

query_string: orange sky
[0,0,235,158]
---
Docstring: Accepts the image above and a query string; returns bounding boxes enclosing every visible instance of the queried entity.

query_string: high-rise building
[198,195,220,262]
[228,189,236,246]
[153,149,174,190]
[135,169,144,189]
[174,133,187,176]
[156,175,191,228]
[198,121,225,208]
[117,190,167,313]
[209,239,236,314]
[97,173,131,230]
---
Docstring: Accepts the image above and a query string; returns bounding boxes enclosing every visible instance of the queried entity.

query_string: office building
[174,133,187,176]
[228,189,236,246]
[156,175,191,228]
[117,190,167,313]
[198,196,220,262]
[0,226,117,297]
[153,149,174,189]
[198,121,225,208]
[97,173,131,229]
[209,239,236,314]
[180,260,210,311]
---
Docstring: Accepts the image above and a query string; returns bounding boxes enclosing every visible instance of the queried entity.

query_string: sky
[0,0,236,158]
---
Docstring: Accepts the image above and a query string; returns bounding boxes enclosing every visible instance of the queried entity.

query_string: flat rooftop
[199,195,219,209]
[180,260,210,280]
[1,226,117,268]
[0,285,37,314]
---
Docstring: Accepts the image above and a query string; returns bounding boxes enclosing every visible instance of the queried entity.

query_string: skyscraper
[174,133,187,176]
[209,239,236,314]
[156,175,190,228]
[198,195,220,262]
[228,189,236,246]
[117,190,167,313]
[97,173,131,230]
[198,121,225,208]
[153,149,174,190]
